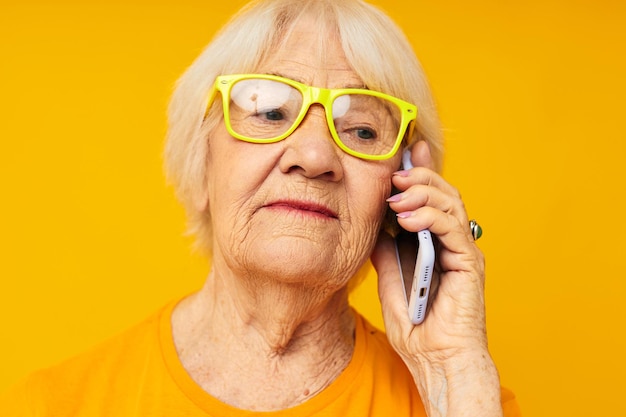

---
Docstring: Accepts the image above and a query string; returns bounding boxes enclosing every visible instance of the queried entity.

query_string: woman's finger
[392,167,462,204]
[395,206,480,273]
[387,184,469,229]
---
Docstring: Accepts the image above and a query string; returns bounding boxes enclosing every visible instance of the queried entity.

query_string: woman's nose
[278,105,344,181]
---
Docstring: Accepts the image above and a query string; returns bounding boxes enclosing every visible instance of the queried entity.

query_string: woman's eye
[356,128,376,140]
[262,109,283,121]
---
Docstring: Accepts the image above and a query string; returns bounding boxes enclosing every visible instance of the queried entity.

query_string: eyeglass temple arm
[404,120,417,146]
[203,84,220,120]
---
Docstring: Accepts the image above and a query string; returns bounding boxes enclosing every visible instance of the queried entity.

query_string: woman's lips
[262,200,338,219]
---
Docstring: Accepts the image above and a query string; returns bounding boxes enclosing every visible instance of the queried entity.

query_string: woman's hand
[371,140,503,417]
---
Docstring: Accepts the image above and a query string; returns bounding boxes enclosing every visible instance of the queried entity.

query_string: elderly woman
[1,0,521,416]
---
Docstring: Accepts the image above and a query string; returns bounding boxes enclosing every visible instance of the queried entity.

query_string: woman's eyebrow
[267,71,368,90]
[266,71,304,83]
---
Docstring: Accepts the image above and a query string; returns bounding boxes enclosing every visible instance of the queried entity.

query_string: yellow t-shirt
[1,300,521,416]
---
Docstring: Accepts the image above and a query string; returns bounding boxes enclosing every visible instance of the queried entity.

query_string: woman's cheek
[346,177,390,249]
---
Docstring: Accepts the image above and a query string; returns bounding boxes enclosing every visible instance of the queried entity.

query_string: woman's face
[203,21,402,288]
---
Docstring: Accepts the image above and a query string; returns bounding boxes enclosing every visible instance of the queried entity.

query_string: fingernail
[396,211,413,219]
[393,169,410,177]
[386,193,403,202]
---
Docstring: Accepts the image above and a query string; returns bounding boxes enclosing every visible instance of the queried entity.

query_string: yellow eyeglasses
[205,74,417,160]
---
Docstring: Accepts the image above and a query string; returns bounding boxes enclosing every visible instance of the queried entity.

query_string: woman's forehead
[254,18,364,89]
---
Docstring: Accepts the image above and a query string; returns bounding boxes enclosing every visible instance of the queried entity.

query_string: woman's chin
[241,239,351,286]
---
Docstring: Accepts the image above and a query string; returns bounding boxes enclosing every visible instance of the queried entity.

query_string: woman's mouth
[262,200,338,219]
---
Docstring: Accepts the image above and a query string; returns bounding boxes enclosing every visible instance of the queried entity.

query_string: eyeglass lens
[228,78,402,156]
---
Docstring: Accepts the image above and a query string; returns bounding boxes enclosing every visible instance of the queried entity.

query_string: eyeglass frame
[204,73,417,161]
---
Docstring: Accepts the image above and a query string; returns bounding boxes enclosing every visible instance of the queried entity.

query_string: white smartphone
[393,149,435,324]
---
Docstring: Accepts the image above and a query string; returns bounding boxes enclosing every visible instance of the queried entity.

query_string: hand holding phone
[393,149,435,325]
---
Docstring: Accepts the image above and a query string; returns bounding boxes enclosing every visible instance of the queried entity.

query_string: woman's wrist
[407,349,503,417]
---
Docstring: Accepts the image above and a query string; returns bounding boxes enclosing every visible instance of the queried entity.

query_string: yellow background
[1,0,625,415]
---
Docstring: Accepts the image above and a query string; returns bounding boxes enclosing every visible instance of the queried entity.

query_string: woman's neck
[171,264,356,410]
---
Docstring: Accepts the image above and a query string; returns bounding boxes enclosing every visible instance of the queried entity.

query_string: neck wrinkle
[179,261,355,360]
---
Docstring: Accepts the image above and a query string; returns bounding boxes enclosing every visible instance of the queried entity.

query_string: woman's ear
[192,163,210,212]
[192,140,211,213]
[410,140,435,170]
[193,186,210,212]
